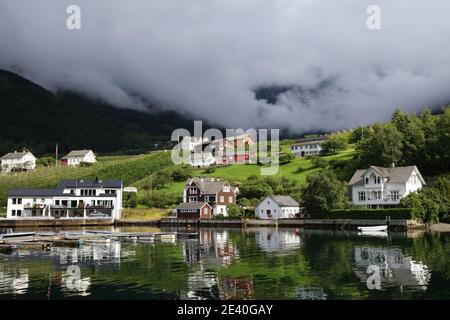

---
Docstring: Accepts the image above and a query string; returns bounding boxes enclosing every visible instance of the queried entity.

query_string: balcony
[23,204,46,210]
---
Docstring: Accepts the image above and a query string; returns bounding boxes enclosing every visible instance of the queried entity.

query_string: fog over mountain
[1,0,450,133]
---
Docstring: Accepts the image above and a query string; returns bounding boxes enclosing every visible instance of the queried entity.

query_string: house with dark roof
[61,149,96,166]
[176,202,213,219]
[255,195,300,219]
[6,178,123,219]
[1,151,37,173]
[181,177,237,217]
[348,165,425,208]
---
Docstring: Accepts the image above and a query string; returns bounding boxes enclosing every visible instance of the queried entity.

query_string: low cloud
[1,0,450,133]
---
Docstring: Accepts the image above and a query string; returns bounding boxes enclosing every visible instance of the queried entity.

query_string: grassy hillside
[0,151,173,207]
[131,146,358,205]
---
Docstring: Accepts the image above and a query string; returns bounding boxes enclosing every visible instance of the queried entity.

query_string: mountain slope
[0,69,192,156]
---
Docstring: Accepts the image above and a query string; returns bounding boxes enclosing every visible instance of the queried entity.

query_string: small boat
[358,230,389,238]
[357,225,388,232]
[0,232,35,239]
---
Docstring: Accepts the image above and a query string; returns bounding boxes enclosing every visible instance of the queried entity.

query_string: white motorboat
[357,225,388,232]
[358,230,389,237]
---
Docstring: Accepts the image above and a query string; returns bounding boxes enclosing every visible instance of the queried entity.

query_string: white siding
[255,197,299,219]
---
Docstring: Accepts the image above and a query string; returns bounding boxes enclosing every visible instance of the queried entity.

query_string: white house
[348,165,426,208]
[61,150,97,166]
[6,179,123,219]
[290,136,327,157]
[0,151,37,173]
[255,195,300,219]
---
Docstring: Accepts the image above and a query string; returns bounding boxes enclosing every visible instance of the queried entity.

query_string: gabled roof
[257,195,299,208]
[58,179,122,189]
[186,177,229,195]
[348,166,426,185]
[1,151,36,160]
[176,202,211,210]
[61,150,95,159]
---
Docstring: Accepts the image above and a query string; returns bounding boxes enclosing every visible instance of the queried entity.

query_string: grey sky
[1,0,449,132]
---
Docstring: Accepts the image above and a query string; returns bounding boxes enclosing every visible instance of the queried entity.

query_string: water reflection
[0,227,448,299]
[253,228,302,253]
[353,246,431,291]
[182,230,239,267]
[0,268,29,295]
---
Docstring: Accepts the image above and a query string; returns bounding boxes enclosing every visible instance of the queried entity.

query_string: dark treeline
[0,69,193,157]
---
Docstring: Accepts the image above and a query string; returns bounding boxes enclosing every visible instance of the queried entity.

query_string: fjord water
[0,227,449,299]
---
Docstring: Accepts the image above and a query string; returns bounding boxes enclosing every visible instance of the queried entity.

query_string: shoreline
[0,217,439,231]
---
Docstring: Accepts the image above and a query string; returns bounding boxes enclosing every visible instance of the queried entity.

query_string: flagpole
[55,144,58,167]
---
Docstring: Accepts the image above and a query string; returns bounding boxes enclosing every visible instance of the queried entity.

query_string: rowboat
[357,225,388,232]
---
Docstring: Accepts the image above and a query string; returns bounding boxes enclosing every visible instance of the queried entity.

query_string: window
[18,198,22,204]
[12,210,16,216]
[223,186,230,192]
[377,176,381,184]
[203,208,208,216]
[12,198,17,205]
[55,200,60,205]
[228,196,233,203]
[204,196,209,202]
[365,177,369,184]
[17,210,22,216]
[190,186,197,193]
[391,190,400,200]
[220,196,224,202]
[189,196,198,203]
[358,192,366,201]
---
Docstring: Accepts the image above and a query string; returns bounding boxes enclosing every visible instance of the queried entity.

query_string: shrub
[170,165,193,181]
[227,204,242,219]
[203,165,216,174]
[79,161,93,167]
[310,208,412,220]
[310,156,328,168]
[37,156,55,167]
[123,192,138,208]
[279,152,295,165]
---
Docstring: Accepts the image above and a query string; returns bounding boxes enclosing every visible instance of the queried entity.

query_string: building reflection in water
[0,268,29,295]
[218,277,254,300]
[296,287,327,300]
[254,228,302,254]
[353,246,431,291]
[182,230,239,267]
[181,229,242,300]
